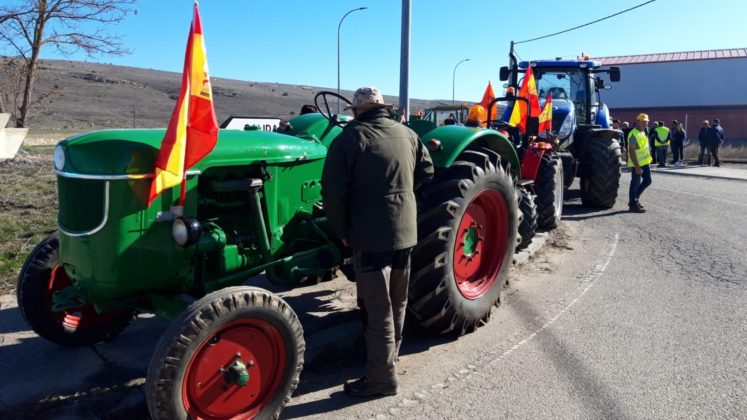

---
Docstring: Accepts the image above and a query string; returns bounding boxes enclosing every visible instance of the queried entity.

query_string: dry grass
[683,143,747,160]
[0,146,58,294]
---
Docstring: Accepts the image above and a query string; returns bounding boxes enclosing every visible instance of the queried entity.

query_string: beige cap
[344,86,391,111]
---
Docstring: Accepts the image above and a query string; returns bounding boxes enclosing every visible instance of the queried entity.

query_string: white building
[595,48,747,139]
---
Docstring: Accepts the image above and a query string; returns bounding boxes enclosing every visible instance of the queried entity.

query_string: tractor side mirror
[609,66,621,82]
[499,66,510,81]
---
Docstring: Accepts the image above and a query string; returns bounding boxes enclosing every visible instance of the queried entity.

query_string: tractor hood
[55,129,328,177]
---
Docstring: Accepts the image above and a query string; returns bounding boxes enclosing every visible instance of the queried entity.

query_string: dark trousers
[656,146,668,165]
[708,142,721,166]
[671,139,683,163]
[697,142,709,165]
[629,164,652,206]
[354,248,411,385]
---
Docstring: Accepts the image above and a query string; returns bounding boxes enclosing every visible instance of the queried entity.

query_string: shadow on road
[506,291,634,420]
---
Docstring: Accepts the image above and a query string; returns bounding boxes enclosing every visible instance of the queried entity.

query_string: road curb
[648,168,747,182]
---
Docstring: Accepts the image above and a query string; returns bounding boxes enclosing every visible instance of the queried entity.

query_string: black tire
[581,136,622,209]
[16,232,135,347]
[516,187,538,251]
[535,153,564,229]
[559,151,575,189]
[410,150,518,335]
[146,286,304,420]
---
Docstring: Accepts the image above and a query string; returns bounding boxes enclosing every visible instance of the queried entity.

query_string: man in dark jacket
[698,120,710,165]
[322,86,434,397]
[708,118,725,167]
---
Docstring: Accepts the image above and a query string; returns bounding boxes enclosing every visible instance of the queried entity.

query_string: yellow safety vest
[654,126,670,146]
[627,128,653,167]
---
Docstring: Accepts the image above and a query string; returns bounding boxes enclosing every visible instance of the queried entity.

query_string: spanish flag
[538,92,553,133]
[508,66,542,133]
[479,81,498,121]
[148,1,218,206]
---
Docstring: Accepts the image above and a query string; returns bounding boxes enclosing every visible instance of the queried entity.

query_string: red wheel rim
[47,264,119,328]
[182,319,287,419]
[453,189,509,299]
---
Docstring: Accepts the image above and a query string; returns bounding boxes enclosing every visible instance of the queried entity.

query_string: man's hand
[635,166,642,175]
[342,238,349,247]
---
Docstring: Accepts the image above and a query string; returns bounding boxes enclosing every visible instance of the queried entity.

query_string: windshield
[527,68,592,122]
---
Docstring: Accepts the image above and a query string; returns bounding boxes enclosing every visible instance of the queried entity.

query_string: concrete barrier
[0,113,29,160]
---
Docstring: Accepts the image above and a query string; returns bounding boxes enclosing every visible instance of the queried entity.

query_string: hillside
[16,60,449,130]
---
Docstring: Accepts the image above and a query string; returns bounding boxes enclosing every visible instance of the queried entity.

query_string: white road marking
[490,233,620,364]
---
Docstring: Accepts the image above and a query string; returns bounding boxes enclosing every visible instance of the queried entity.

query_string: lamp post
[338,6,368,113]
[452,58,470,105]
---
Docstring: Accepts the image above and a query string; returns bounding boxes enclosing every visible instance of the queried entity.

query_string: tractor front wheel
[535,153,564,229]
[146,286,304,420]
[516,186,538,251]
[17,232,135,347]
[410,150,518,335]
[581,137,622,209]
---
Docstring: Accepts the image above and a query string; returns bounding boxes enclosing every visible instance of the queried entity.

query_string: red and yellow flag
[148,1,218,206]
[538,92,553,133]
[479,81,498,121]
[508,66,542,133]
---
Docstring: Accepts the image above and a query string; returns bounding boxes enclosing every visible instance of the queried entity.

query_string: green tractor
[18,91,522,419]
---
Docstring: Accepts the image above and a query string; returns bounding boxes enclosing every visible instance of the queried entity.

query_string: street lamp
[338,6,368,113]
[452,58,470,105]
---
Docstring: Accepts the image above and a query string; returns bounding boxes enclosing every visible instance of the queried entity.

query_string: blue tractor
[499,43,623,208]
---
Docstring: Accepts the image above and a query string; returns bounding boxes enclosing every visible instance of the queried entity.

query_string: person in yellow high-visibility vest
[653,121,671,167]
[627,113,654,212]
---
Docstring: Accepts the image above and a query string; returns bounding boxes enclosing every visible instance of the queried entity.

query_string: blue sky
[30,0,747,101]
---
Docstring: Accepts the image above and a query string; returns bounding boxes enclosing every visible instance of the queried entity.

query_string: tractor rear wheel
[516,187,538,251]
[410,150,518,335]
[146,286,303,420]
[535,153,564,229]
[17,232,135,347]
[581,137,622,209]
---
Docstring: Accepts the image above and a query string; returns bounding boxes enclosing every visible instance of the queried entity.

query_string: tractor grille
[57,177,106,233]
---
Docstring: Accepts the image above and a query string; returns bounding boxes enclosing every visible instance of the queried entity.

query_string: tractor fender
[571,127,622,162]
[421,125,520,178]
[520,142,554,182]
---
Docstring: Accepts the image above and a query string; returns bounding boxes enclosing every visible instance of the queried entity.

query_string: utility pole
[399,0,410,121]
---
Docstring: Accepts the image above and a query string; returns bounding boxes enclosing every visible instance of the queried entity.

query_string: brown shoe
[344,377,398,397]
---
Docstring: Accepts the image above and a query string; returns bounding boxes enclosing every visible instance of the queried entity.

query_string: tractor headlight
[172,217,202,247]
[54,145,65,170]
[557,113,574,140]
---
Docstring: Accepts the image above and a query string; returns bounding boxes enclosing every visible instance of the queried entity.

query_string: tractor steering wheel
[314,91,353,127]
[489,119,512,130]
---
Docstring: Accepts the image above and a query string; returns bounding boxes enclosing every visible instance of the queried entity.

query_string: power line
[515,0,656,45]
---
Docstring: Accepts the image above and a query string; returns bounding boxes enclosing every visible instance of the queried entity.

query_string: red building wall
[610,105,747,140]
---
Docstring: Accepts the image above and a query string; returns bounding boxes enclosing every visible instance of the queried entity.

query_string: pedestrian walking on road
[322,86,434,398]
[627,113,654,213]
[654,121,671,167]
[671,120,686,166]
[707,118,725,167]
[697,120,710,165]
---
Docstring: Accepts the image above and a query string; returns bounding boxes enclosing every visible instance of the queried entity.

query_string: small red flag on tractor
[538,92,553,133]
[148,1,218,206]
[479,81,498,122]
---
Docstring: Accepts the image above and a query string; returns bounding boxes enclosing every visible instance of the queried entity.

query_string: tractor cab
[501,58,620,150]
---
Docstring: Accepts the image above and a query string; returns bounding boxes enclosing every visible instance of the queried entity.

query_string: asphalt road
[285,172,747,419]
[1,169,745,419]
